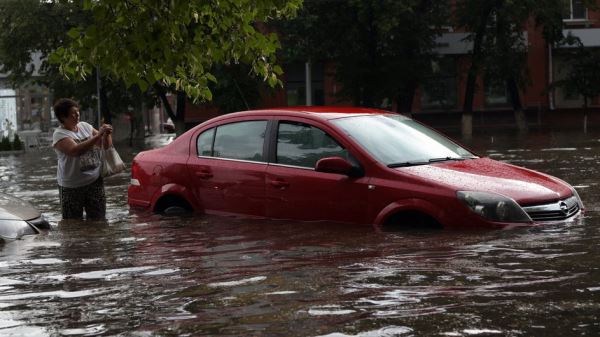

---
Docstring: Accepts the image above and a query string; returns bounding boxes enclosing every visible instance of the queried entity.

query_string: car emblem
[559,201,568,215]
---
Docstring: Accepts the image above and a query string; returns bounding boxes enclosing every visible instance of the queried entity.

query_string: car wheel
[154,195,192,215]
[384,211,442,231]
[163,206,190,215]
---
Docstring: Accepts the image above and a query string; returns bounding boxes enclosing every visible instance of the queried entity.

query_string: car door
[265,120,369,224]
[186,120,268,217]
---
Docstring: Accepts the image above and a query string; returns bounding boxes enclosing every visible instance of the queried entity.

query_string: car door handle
[270,179,289,189]
[194,170,213,179]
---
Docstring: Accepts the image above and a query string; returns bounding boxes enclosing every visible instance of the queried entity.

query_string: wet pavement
[0,130,598,336]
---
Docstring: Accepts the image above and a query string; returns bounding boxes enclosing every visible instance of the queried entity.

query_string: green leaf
[43,0,301,131]
[67,27,81,39]
[137,79,149,92]
[206,73,217,83]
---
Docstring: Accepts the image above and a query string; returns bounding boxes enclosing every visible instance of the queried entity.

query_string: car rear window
[199,121,267,162]
[197,128,215,156]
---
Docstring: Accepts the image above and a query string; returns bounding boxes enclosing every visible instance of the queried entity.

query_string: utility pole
[96,66,102,128]
[305,61,312,106]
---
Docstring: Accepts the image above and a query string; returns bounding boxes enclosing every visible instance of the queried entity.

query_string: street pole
[96,66,101,128]
[305,61,312,106]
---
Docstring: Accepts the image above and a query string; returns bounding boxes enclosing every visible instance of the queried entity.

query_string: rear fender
[150,183,199,212]
[373,198,445,226]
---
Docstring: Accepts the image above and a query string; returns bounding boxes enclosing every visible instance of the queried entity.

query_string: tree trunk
[461,113,473,140]
[154,83,187,136]
[174,91,186,136]
[134,100,145,139]
[397,83,416,114]
[462,2,496,140]
[154,83,177,121]
[507,78,528,133]
[362,1,377,108]
[100,86,111,124]
[584,97,588,134]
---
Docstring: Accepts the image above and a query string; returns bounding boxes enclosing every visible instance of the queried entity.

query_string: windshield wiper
[428,156,466,163]
[388,156,472,168]
[387,161,429,168]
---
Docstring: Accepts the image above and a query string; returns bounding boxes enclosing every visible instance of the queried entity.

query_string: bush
[0,135,24,151]
[0,136,11,151]
[12,134,23,150]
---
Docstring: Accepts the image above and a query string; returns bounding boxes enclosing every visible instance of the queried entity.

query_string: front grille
[522,196,580,222]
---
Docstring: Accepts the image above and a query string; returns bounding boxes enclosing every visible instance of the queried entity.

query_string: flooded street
[0,130,599,336]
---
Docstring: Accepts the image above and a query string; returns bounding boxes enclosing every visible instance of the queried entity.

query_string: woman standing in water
[52,98,113,220]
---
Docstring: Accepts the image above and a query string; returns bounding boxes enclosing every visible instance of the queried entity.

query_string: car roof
[222,106,394,121]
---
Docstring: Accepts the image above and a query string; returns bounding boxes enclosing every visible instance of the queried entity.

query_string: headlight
[0,219,39,240]
[457,191,532,223]
[569,185,584,210]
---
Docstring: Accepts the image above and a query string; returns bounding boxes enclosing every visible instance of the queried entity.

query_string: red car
[128,107,583,229]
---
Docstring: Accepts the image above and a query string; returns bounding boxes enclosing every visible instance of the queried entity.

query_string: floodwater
[0,130,599,336]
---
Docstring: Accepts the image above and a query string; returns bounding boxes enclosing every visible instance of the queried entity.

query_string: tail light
[130,160,141,186]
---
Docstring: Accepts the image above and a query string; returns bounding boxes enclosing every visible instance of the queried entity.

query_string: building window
[0,89,17,137]
[421,57,458,110]
[285,63,324,106]
[552,53,584,108]
[564,0,586,20]
[484,80,510,107]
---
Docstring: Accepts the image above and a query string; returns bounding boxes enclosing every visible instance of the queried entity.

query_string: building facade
[0,53,53,137]
[256,0,600,131]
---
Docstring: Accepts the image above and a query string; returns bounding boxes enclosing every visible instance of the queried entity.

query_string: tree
[455,0,588,139]
[0,0,93,107]
[276,0,449,111]
[0,0,148,126]
[551,35,600,133]
[51,0,302,135]
[208,64,264,113]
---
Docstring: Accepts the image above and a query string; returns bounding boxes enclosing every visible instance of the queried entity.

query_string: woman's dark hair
[53,98,79,123]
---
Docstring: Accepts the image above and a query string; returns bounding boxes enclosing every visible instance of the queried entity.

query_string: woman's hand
[99,124,114,149]
[99,124,113,136]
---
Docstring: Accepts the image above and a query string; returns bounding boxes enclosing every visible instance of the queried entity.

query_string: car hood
[399,157,572,205]
[0,193,40,221]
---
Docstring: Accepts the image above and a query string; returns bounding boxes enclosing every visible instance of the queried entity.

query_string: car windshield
[331,114,477,167]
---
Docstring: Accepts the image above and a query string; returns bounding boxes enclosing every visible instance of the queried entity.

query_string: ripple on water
[316,325,413,337]
[2,132,600,336]
[60,324,106,336]
[540,147,577,151]
[0,288,106,301]
[20,258,66,265]
[0,277,26,286]
[143,268,179,276]
[208,276,267,288]
[0,318,23,329]
[46,266,156,281]
[308,305,356,316]
[0,325,49,336]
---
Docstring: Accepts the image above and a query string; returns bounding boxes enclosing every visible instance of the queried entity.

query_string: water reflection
[0,130,599,336]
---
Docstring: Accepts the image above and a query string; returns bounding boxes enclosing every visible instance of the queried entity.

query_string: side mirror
[315,156,363,177]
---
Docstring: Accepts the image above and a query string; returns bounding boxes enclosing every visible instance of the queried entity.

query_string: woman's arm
[54,124,112,156]
[101,124,113,149]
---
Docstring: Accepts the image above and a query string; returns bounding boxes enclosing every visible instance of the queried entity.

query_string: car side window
[197,128,215,156]
[212,121,267,162]
[277,121,349,168]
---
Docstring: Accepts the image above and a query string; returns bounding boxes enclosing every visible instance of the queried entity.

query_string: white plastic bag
[101,146,126,177]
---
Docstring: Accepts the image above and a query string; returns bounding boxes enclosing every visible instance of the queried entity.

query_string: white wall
[0,89,17,138]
